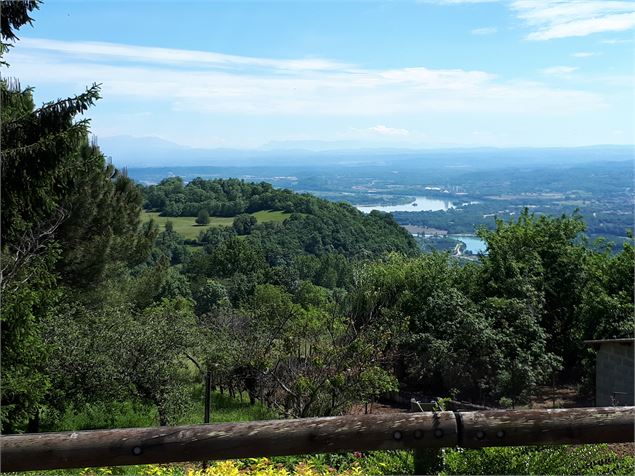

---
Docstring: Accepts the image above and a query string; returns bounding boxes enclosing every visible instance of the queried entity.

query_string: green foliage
[1,30,156,431]
[0,249,59,432]
[1,81,101,248]
[44,296,199,427]
[0,0,40,64]
[233,213,257,235]
[579,236,634,341]
[442,445,635,475]
[143,177,419,261]
[193,279,229,314]
[350,250,559,403]
[195,209,210,225]
[478,210,587,365]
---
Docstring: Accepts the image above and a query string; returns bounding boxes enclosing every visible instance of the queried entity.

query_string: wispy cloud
[572,51,596,57]
[471,27,498,35]
[8,38,605,117]
[511,1,635,40]
[17,37,351,72]
[600,38,633,44]
[369,125,410,137]
[540,65,579,75]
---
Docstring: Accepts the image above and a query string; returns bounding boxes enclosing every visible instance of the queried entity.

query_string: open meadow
[142,210,290,239]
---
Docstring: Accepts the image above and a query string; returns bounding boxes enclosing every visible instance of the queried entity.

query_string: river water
[356,196,454,213]
[452,235,487,254]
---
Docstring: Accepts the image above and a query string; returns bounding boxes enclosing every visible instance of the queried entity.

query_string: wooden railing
[1,407,633,472]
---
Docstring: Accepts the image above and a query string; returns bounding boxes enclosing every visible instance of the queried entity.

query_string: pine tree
[0,2,154,431]
[0,0,39,66]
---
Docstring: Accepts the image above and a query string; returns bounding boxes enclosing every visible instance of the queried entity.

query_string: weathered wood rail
[1,407,633,472]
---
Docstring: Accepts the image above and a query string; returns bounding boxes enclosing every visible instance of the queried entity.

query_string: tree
[196,209,210,225]
[349,252,558,404]
[478,210,587,367]
[232,213,257,235]
[0,8,154,430]
[0,77,100,431]
[0,0,39,66]
[579,236,634,341]
[43,297,198,427]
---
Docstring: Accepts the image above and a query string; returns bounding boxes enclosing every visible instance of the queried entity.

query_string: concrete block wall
[596,342,634,406]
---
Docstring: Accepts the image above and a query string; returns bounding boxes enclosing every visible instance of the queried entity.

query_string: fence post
[410,398,443,475]
[204,370,212,424]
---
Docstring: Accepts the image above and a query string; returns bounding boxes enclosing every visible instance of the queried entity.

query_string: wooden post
[202,370,212,470]
[204,370,212,424]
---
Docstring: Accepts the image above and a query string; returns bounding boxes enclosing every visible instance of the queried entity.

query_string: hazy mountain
[99,135,633,170]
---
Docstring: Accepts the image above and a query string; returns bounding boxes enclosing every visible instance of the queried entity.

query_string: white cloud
[17,37,351,72]
[511,1,635,40]
[471,27,498,35]
[369,125,410,137]
[572,51,596,57]
[540,66,579,75]
[8,38,606,117]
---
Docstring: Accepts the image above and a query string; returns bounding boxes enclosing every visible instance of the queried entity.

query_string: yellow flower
[144,464,168,475]
[205,460,241,476]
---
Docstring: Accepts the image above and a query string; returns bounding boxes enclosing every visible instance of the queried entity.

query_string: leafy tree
[196,209,210,225]
[579,236,634,340]
[124,298,198,425]
[349,252,557,403]
[43,297,198,427]
[233,213,257,235]
[153,221,189,265]
[194,279,230,314]
[0,250,59,432]
[207,237,266,279]
[478,210,587,367]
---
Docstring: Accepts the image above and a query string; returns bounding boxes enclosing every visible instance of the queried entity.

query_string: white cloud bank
[8,37,606,117]
[511,0,635,40]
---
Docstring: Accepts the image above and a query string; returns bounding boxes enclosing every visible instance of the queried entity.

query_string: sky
[4,0,635,150]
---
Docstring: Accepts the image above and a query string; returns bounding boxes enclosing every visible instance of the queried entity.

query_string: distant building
[584,338,634,406]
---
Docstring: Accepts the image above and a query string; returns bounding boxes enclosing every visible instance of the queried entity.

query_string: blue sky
[5,0,635,149]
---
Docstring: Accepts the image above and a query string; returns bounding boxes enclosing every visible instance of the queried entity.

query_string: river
[356,196,454,213]
[451,235,487,254]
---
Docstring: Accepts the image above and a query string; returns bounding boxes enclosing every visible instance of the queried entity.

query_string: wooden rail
[1,407,633,472]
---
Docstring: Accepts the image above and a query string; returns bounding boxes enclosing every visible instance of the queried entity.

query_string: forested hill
[141,177,419,261]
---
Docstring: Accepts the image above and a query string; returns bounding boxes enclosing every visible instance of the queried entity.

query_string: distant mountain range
[98,135,634,169]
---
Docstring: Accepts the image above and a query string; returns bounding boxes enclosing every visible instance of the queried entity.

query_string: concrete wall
[596,342,634,406]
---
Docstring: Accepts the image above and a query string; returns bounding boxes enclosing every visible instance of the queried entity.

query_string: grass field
[142,210,290,240]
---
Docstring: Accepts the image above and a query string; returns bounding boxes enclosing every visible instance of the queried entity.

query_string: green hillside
[141,177,419,259]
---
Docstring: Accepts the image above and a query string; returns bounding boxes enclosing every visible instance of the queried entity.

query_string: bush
[441,445,635,475]
[196,209,210,225]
